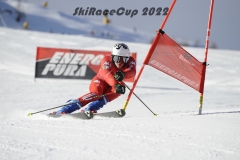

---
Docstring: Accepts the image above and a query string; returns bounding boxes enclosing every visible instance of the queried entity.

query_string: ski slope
[0,26,240,160]
[0,0,152,43]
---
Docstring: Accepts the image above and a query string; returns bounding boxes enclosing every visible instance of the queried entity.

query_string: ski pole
[27,103,70,116]
[27,93,114,116]
[122,82,157,116]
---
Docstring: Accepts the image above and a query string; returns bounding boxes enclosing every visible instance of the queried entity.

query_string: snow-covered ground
[0,25,240,160]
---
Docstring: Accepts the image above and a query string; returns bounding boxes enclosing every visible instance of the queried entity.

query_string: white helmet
[112,43,130,57]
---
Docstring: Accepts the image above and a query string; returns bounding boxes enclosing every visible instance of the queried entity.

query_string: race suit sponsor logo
[102,61,110,69]
[129,61,136,66]
[128,60,136,69]
[82,93,96,100]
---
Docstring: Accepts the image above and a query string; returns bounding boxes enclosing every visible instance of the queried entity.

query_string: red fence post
[122,0,177,110]
[199,0,215,115]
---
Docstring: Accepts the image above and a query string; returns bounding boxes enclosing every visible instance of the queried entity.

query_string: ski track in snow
[0,113,240,160]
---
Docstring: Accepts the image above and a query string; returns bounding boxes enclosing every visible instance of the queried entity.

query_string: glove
[114,84,126,94]
[114,71,125,81]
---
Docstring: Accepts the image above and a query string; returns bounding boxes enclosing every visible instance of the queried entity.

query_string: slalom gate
[123,0,215,115]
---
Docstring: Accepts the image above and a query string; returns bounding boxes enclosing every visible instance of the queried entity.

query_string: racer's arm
[122,57,136,79]
[99,57,118,87]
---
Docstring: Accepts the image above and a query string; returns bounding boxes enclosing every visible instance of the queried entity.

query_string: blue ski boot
[53,99,82,115]
[84,97,108,113]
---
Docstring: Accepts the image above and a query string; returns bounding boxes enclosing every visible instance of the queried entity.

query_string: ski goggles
[112,55,130,63]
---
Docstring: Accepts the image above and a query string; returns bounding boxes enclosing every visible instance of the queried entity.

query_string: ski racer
[53,43,136,114]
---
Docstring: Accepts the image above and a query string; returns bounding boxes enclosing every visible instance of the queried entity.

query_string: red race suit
[78,55,136,106]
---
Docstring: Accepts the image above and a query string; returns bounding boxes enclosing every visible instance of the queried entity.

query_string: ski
[94,109,126,118]
[47,109,125,119]
[47,111,94,120]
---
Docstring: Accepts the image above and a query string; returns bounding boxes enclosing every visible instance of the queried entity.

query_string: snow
[1,1,240,160]
[0,0,152,43]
